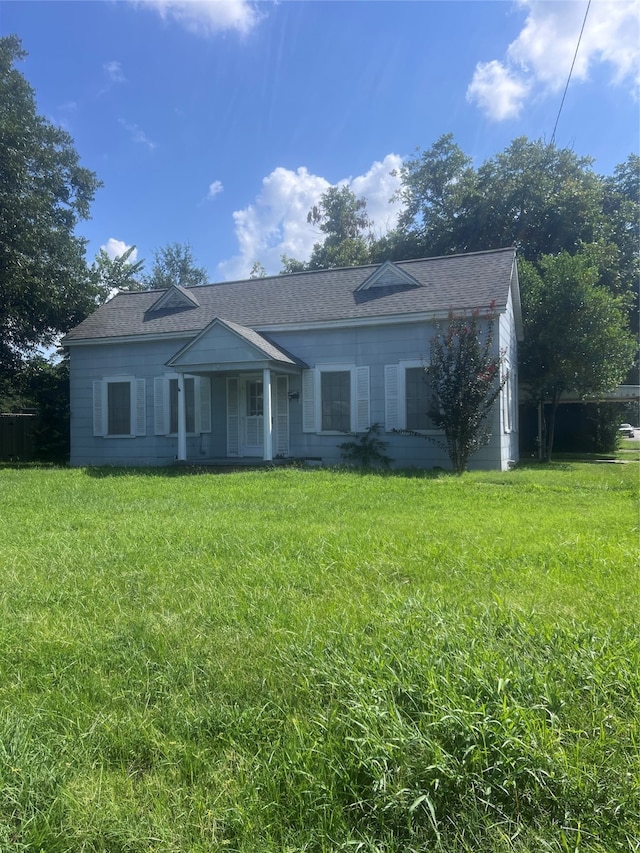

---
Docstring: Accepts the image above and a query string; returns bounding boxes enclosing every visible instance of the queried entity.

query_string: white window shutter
[93,381,104,437]
[154,377,168,435]
[302,369,315,433]
[384,364,399,432]
[226,377,239,455]
[197,376,211,433]
[135,379,146,436]
[275,375,289,456]
[355,366,370,433]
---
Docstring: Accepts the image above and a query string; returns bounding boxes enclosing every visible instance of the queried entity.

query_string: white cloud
[216,157,404,281]
[467,0,640,120]
[104,61,126,84]
[135,0,263,37]
[350,154,405,238]
[118,119,157,151]
[102,238,138,262]
[467,60,532,121]
[207,180,224,199]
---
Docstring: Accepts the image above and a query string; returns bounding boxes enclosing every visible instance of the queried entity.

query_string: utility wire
[550,0,591,147]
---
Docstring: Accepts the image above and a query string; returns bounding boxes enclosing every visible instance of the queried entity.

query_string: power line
[550,0,591,147]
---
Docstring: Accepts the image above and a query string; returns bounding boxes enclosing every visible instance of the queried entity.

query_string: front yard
[0,462,637,851]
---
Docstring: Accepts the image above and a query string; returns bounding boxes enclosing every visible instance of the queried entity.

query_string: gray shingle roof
[63,248,518,344]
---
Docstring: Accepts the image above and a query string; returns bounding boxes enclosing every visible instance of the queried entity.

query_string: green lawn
[0,462,638,852]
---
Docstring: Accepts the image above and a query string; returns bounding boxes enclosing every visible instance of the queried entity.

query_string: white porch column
[263,367,273,461]
[177,372,187,461]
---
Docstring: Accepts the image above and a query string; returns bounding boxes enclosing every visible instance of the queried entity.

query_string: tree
[601,153,640,334]
[280,186,373,273]
[280,254,308,274]
[0,36,102,403]
[20,356,70,462]
[89,245,145,298]
[393,133,475,257]
[307,185,373,269]
[249,260,267,279]
[144,242,208,289]
[519,252,636,460]
[391,136,608,265]
[425,309,508,474]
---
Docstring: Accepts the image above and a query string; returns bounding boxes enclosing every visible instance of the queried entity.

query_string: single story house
[62,247,522,470]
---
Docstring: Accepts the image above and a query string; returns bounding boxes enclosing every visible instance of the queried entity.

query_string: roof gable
[355,260,421,292]
[166,317,307,370]
[148,285,200,312]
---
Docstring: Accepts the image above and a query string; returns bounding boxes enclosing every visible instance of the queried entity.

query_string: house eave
[63,330,198,348]
[164,359,305,375]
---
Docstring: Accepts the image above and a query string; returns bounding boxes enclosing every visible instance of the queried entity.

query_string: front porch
[165,316,307,464]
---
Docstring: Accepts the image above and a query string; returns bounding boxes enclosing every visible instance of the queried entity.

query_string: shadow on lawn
[80,463,455,480]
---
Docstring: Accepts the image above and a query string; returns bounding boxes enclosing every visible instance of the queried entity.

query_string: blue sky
[3,0,638,281]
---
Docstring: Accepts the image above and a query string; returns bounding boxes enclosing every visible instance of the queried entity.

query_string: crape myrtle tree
[425,307,508,474]
[0,35,102,407]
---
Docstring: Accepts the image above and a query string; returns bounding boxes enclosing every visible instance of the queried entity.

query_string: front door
[241,377,264,456]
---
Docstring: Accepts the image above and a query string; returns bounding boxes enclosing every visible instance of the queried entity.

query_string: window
[154,374,211,437]
[93,377,146,438]
[107,381,131,436]
[385,362,437,433]
[502,357,516,433]
[302,366,370,434]
[246,380,264,418]
[321,370,350,432]
[405,366,433,431]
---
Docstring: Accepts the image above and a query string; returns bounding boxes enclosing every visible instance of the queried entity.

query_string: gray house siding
[70,312,517,470]
[69,337,209,467]
[65,250,521,471]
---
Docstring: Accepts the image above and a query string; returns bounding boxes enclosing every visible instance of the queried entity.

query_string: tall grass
[0,463,637,851]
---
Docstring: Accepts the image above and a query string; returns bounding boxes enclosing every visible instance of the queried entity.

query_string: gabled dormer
[355,261,421,292]
[148,284,200,313]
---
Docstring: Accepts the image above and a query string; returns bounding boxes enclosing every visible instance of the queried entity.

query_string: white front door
[241,377,264,456]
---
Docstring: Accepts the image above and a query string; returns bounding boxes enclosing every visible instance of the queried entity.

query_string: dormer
[355,260,421,292]
[148,284,200,313]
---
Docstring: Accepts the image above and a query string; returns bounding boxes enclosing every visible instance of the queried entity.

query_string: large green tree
[519,252,636,459]
[389,135,610,264]
[280,186,373,273]
[0,36,102,405]
[143,242,208,289]
[89,245,145,297]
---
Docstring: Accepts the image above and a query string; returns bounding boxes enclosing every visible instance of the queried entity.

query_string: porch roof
[165,317,308,372]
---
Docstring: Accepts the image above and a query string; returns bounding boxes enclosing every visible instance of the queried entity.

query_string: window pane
[170,379,178,434]
[247,381,263,417]
[405,367,431,430]
[321,371,350,431]
[185,378,195,433]
[170,378,196,434]
[107,382,131,435]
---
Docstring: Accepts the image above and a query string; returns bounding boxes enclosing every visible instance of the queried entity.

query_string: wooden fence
[0,414,38,461]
